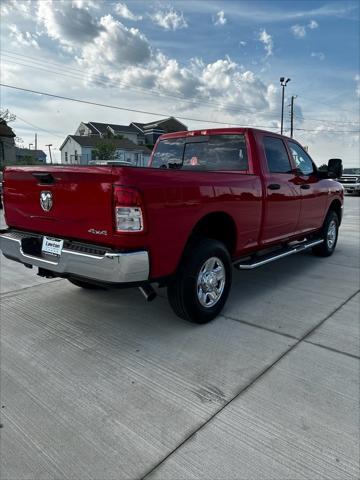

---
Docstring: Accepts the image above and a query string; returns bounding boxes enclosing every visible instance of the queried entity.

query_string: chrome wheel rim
[327,220,337,249]
[197,257,226,308]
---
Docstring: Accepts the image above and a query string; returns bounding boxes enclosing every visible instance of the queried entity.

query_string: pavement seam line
[0,278,64,299]
[141,288,360,480]
[222,314,298,340]
[303,339,360,360]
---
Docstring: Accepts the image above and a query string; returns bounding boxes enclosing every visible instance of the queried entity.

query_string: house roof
[0,120,16,138]
[142,117,188,132]
[87,122,139,135]
[62,135,151,153]
[15,147,46,157]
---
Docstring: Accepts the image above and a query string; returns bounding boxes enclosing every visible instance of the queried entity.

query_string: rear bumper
[0,229,149,284]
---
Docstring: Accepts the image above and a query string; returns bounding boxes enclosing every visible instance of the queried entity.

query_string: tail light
[113,186,144,232]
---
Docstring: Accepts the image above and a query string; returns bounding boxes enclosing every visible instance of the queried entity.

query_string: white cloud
[1,0,32,17]
[308,19,319,29]
[79,15,151,68]
[259,29,273,57]
[239,41,247,47]
[114,2,142,21]
[151,8,188,31]
[311,51,325,61]
[355,75,360,98]
[291,24,306,38]
[214,10,227,26]
[8,24,39,48]
[291,19,319,38]
[37,0,103,46]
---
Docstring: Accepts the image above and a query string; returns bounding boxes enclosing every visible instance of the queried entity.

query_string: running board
[235,239,324,270]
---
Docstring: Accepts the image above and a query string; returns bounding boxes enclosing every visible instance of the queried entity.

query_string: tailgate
[3,166,118,246]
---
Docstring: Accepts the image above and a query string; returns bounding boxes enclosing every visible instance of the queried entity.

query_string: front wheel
[167,238,232,324]
[312,211,339,257]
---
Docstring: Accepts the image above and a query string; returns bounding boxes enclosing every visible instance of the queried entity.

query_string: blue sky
[1,0,359,164]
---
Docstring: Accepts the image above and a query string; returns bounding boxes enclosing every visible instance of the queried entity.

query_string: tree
[0,108,16,123]
[318,163,328,171]
[92,140,117,160]
[15,136,24,148]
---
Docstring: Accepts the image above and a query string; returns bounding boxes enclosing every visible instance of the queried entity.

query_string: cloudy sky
[1,0,359,165]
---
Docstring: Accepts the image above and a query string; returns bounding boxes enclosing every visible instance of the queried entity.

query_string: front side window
[263,136,292,174]
[151,134,248,171]
[288,141,314,175]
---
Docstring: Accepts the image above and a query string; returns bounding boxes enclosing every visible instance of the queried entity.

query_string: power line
[5,50,359,125]
[2,83,359,134]
[15,114,65,140]
[295,127,360,133]
[0,83,280,130]
[2,51,278,118]
[294,114,359,126]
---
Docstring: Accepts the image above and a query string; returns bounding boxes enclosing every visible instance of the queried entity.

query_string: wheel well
[328,199,342,224]
[188,212,237,256]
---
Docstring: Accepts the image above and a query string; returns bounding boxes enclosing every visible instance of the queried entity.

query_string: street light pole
[46,144,53,164]
[290,95,298,138]
[29,143,33,150]
[280,77,291,135]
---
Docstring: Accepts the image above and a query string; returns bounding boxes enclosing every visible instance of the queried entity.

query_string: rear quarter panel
[116,167,263,279]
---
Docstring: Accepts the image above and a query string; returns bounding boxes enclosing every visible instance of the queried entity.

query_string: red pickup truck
[0,128,343,323]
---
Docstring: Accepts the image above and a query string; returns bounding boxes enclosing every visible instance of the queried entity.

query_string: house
[0,119,16,166]
[131,117,188,145]
[60,117,186,165]
[15,148,47,163]
[75,122,143,145]
[73,117,187,147]
[60,136,152,166]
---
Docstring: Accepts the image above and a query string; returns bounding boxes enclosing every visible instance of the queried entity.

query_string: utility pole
[35,133,37,151]
[290,95,297,138]
[280,77,291,135]
[28,143,33,150]
[46,144,53,164]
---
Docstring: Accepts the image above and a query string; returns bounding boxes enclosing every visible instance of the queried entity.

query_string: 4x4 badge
[40,191,53,212]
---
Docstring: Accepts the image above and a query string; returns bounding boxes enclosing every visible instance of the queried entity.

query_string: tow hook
[139,284,157,302]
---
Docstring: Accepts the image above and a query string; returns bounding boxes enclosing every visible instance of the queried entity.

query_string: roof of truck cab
[158,127,292,141]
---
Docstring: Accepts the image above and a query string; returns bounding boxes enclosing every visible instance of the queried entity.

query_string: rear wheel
[167,238,232,324]
[68,278,106,290]
[312,210,339,257]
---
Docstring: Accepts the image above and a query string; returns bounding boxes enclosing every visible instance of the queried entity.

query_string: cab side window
[288,141,314,175]
[263,137,292,174]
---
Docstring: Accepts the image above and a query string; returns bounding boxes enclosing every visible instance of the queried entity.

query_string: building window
[65,152,68,162]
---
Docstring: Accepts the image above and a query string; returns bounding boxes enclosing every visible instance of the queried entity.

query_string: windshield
[343,168,360,175]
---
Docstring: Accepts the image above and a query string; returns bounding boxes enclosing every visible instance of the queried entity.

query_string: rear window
[151,134,248,171]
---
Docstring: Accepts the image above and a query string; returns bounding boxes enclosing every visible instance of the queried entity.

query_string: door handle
[268,184,281,190]
[300,184,311,190]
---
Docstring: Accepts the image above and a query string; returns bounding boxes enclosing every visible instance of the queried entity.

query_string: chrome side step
[234,239,324,270]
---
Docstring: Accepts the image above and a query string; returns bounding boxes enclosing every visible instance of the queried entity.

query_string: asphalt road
[0,196,359,480]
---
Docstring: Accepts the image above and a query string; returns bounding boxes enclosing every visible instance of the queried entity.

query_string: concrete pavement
[0,196,359,479]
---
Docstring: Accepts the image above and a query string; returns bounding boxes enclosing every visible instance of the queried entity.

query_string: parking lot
[0,196,359,480]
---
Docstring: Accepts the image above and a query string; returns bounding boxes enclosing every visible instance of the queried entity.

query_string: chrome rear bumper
[0,229,149,284]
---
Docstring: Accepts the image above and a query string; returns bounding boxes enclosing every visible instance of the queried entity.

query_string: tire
[312,210,339,257]
[68,278,106,290]
[167,238,232,324]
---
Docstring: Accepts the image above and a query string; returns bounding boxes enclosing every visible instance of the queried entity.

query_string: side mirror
[327,158,343,179]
